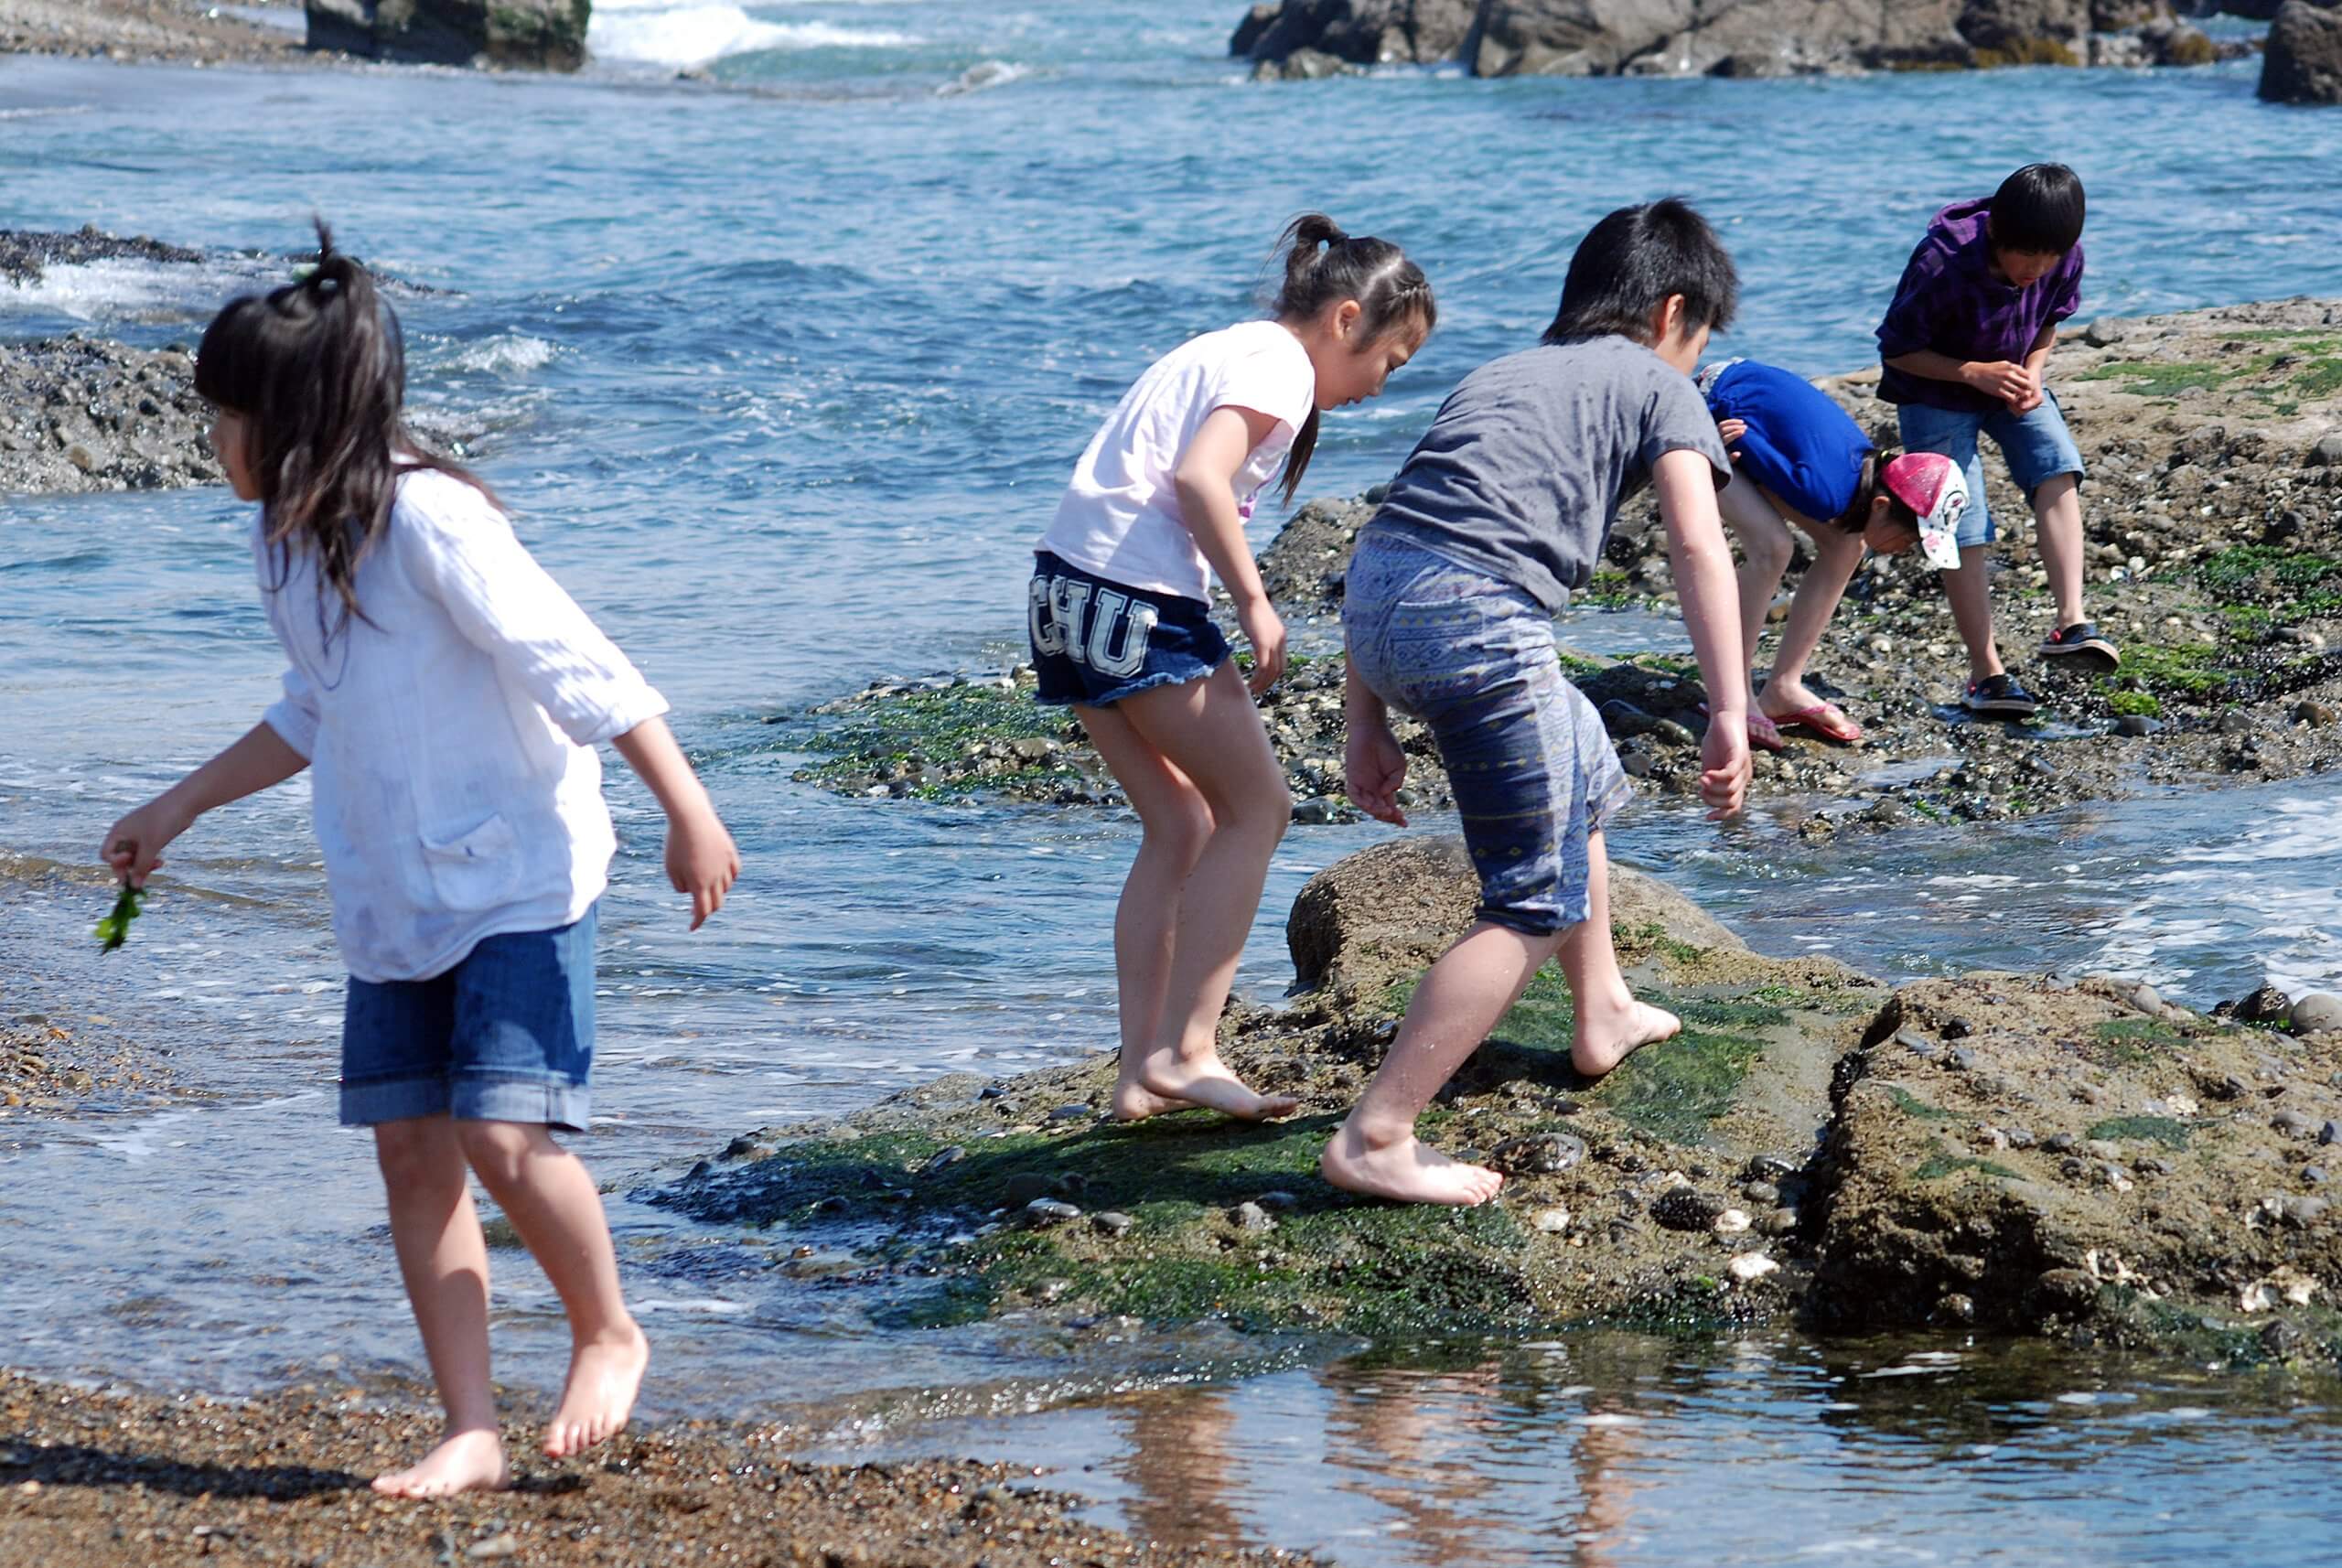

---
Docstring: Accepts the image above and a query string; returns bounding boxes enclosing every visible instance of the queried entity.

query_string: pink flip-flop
[1698,701,1786,753]
[1769,702,1864,745]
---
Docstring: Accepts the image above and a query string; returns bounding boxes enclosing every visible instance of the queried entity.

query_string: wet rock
[1046,1101,1095,1122]
[1255,1190,1301,1212]
[1532,1207,1572,1234]
[1023,1197,1081,1229]
[1714,1208,1753,1236]
[2261,2,2342,105]
[921,1145,967,1176]
[1726,1252,1778,1283]
[1760,1207,1800,1238]
[2322,1120,2342,1146]
[1228,1201,1276,1232]
[2273,1109,2323,1139]
[2261,1194,2330,1228]
[1003,1172,1055,1206]
[1742,1179,1781,1207]
[1091,1209,1134,1237]
[1489,1130,1589,1176]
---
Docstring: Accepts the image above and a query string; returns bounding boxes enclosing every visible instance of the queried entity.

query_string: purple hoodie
[1875,197,2083,414]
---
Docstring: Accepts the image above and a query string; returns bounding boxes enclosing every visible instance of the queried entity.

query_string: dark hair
[196,220,489,638]
[1269,213,1435,504]
[1988,163,2085,255]
[1542,199,1737,347]
[1837,451,1919,535]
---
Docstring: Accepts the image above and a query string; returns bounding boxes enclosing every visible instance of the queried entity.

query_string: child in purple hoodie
[1876,162,2120,719]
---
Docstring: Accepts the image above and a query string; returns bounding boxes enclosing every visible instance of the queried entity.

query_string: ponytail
[1268,212,1435,505]
[196,219,493,639]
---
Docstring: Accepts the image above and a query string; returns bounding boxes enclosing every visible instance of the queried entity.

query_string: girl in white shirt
[1029,215,1434,1123]
[101,228,739,1498]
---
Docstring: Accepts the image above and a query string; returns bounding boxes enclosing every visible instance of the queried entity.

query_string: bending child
[1030,214,1434,1122]
[1327,199,1750,1208]
[101,228,740,1498]
[1876,161,2120,719]
[1699,356,1969,748]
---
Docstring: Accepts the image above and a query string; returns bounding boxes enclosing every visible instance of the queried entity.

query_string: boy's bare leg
[1716,474,1793,711]
[1074,702,1215,1115]
[1942,545,2005,682]
[1107,664,1300,1122]
[2031,473,2088,630]
[1559,832,1681,1077]
[1758,525,1866,717]
[455,1121,648,1460]
[1320,920,1553,1206]
[372,1116,511,1498]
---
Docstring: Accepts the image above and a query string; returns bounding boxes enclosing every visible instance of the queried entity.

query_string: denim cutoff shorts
[339,906,596,1131]
[1028,550,1232,707]
[1897,392,2086,550]
[1342,532,1632,936]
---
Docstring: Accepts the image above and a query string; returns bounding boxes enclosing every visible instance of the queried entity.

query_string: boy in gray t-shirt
[1327,199,1751,1208]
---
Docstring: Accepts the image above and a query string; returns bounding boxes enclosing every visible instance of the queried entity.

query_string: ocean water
[5,11,2342,1561]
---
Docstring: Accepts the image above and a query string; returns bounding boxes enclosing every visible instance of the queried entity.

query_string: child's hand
[1715,416,1747,456]
[2006,366,2044,415]
[1963,360,2032,405]
[1238,596,1287,697]
[666,807,740,930]
[101,797,191,889]
[1698,715,1750,821]
[1345,719,1410,827]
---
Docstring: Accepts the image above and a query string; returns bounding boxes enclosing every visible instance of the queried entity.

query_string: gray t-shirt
[1365,335,1730,613]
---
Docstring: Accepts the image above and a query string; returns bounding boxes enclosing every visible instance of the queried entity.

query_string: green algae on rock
[661,836,2342,1375]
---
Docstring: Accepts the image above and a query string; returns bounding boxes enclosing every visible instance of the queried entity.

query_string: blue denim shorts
[1897,392,2086,550]
[1028,550,1231,707]
[1342,532,1631,936]
[340,908,596,1131]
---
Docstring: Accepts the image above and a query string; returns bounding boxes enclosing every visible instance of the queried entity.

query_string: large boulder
[2261,1,2342,103]
[306,0,590,71]
[1230,0,1479,75]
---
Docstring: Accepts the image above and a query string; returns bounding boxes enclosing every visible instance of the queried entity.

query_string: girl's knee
[455,1119,548,1187]
[374,1117,459,1186]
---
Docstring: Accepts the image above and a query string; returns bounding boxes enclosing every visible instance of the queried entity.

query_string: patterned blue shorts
[339,908,596,1131]
[1343,532,1630,936]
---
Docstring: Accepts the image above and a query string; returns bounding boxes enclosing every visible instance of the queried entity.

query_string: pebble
[2113,714,2159,737]
[1022,1197,1080,1228]
[2272,1110,2321,1139]
[1760,1207,1799,1238]
[1743,1154,1798,1182]
[2306,433,2342,467]
[1488,1130,1588,1176]
[2261,1194,2330,1228]
[1046,1102,1093,1122]
[2044,1133,2079,1154]
[467,1535,520,1562]
[1726,1252,1778,1283]
[2304,1165,2329,1187]
[2085,1139,2124,1161]
[1255,1190,1300,1212]
[1228,1201,1275,1231]
[1090,1210,1133,1237]
[1532,1207,1572,1234]
[2322,1121,2341,1146]
[1714,1208,1752,1236]
[1942,1017,1975,1040]
[1003,1172,1054,1206]
[1742,1179,1780,1207]
[920,1145,967,1175]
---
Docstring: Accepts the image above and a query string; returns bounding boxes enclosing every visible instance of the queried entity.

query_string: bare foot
[1112,1050,1299,1123]
[543,1323,650,1459]
[1572,1000,1681,1079]
[371,1428,510,1498]
[1320,1122,1504,1207]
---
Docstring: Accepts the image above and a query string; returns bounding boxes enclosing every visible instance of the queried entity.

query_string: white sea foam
[442,332,559,375]
[588,2,919,68]
[937,59,1034,96]
[1,256,267,325]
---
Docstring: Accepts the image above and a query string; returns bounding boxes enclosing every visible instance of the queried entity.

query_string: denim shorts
[1897,392,2086,550]
[1027,550,1231,707]
[1342,532,1631,936]
[339,908,596,1131]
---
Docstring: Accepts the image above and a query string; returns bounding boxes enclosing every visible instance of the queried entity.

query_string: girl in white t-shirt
[101,228,739,1498]
[1029,215,1435,1122]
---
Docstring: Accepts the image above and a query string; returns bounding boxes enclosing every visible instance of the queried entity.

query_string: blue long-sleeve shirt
[1701,359,1875,524]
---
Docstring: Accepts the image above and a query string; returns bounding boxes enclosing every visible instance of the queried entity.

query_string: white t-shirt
[1039,319,1316,602]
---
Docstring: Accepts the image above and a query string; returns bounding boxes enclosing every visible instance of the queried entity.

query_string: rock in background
[305,0,589,70]
[1232,0,2251,78]
[0,337,220,495]
[2261,0,2342,102]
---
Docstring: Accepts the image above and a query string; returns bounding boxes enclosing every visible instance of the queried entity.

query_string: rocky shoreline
[0,1369,1309,1568]
[656,835,2342,1374]
[789,296,2342,834]
[0,0,304,68]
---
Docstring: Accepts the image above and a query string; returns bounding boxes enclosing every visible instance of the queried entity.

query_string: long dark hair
[196,220,489,637]
[1270,213,1434,505]
[1542,198,1737,347]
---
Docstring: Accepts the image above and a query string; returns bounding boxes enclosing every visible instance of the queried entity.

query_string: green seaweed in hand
[95,882,144,952]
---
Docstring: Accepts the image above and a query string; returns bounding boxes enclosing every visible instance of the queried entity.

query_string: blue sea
[4,7,2340,1562]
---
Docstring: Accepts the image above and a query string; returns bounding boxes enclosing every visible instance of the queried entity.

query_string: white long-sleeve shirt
[257,467,668,983]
